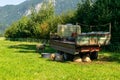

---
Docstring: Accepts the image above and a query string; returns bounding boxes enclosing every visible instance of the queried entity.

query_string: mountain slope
[0,0,80,34]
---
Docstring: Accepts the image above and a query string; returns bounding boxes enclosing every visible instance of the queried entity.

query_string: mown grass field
[0,37,120,80]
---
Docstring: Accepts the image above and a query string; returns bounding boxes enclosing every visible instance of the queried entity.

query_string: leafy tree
[75,0,120,52]
[75,0,94,32]
[5,1,55,39]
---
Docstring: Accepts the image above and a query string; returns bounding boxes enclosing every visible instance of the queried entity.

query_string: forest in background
[5,0,120,52]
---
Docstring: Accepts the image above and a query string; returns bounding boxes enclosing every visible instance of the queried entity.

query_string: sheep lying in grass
[82,54,91,62]
[73,57,82,63]
[50,53,64,61]
[36,43,46,53]
[50,54,56,61]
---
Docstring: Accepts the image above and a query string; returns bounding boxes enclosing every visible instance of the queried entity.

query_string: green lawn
[0,37,120,80]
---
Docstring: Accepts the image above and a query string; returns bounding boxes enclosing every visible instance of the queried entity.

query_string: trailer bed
[50,40,100,55]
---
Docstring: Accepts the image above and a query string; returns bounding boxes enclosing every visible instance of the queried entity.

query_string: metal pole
[109,23,111,33]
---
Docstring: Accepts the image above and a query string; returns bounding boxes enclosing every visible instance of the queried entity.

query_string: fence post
[109,23,111,34]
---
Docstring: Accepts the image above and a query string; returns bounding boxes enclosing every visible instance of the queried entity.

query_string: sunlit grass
[0,38,120,80]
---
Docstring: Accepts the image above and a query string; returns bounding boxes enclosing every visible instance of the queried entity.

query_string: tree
[5,0,55,39]
[75,0,120,51]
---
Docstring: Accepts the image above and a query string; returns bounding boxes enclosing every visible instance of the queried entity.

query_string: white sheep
[36,43,46,53]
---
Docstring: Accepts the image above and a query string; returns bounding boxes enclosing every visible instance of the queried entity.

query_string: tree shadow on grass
[98,52,120,63]
[8,44,37,53]
[44,46,56,53]
[8,44,56,54]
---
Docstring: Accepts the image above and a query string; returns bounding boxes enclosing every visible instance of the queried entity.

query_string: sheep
[73,56,82,63]
[36,43,46,53]
[50,53,56,61]
[50,53,64,61]
[82,54,91,62]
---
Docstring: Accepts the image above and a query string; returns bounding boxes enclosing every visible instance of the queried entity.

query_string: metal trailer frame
[50,23,111,60]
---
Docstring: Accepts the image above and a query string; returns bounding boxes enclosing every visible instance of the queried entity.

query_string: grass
[0,37,120,80]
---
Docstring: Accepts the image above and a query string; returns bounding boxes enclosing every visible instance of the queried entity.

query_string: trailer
[50,24,111,61]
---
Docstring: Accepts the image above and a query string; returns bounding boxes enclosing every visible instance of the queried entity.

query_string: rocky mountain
[0,0,81,34]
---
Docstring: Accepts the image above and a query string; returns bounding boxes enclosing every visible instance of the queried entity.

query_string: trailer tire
[63,53,74,61]
[90,52,98,60]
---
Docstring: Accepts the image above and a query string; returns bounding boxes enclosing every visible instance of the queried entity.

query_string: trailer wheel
[90,52,98,60]
[63,53,74,61]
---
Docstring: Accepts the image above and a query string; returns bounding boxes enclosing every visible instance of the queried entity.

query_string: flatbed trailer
[50,24,111,60]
